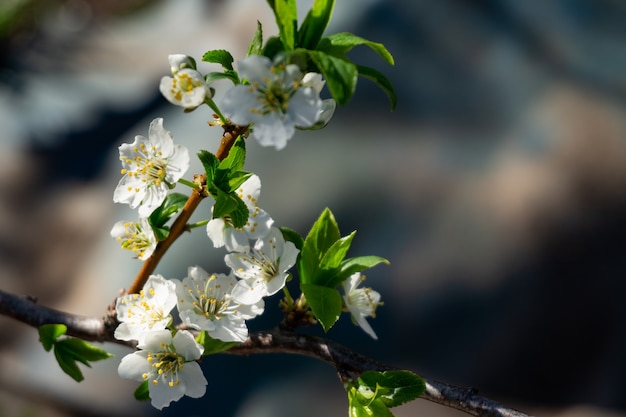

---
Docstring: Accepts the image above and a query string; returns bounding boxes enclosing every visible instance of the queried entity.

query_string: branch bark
[0,289,532,417]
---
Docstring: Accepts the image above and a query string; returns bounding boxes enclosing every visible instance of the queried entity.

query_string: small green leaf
[357,65,397,111]
[348,387,394,417]
[212,188,241,219]
[204,70,240,85]
[229,193,250,229]
[280,227,304,252]
[324,255,390,289]
[134,381,150,401]
[39,324,67,352]
[218,136,246,173]
[202,49,234,70]
[54,345,84,382]
[357,370,426,408]
[298,0,335,49]
[56,338,113,362]
[320,231,355,270]
[227,170,253,192]
[247,21,264,56]
[197,331,239,355]
[305,50,358,106]
[198,150,219,184]
[300,208,341,284]
[263,36,285,60]
[149,192,189,231]
[300,283,342,331]
[268,0,298,51]
[318,32,394,66]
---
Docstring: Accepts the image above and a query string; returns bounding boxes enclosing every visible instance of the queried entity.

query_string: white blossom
[110,217,157,261]
[342,273,382,340]
[114,275,177,343]
[206,174,273,252]
[118,330,207,410]
[160,54,209,110]
[174,266,264,342]
[226,227,299,304]
[113,118,190,217]
[220,55,323,150]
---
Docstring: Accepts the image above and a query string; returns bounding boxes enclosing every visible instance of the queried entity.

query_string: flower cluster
[109,52,380,410]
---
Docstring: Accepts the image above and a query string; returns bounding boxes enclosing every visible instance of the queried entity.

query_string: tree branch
[0,289,532,417]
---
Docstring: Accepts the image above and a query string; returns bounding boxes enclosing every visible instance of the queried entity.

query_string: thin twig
[0,289,532,417]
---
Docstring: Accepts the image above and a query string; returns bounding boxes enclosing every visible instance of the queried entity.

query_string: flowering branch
[126,122,248,295]
[0,288,530,417]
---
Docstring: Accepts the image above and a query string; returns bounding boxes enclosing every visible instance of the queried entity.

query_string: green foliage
[198,137,252,229]
[300,283,342,330]
[134,381,150,401]
[149,192,189,240]
[202,49,234,71]
[197,331,239,355]
[297,208,388,331]
[38,324,113,382]
[348,370,426,417]
[298,0,335,49]
[263,0,394,109]
[247,21,264,56]
[267,0,298,51]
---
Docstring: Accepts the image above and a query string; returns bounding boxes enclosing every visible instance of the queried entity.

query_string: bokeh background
[1,1,626,416]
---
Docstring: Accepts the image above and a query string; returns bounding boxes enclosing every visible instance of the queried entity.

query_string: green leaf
[280,226,305,252]
[204,70,240,85]
[53,345,84,382]
[357,65,397,111]
[227,170,253,192]
[357,370,426,408]
[267,0,298,51]
[300,208,341,284]
[263,36,285,60]
[324,255,390,289]
[149,192,189,231]
[134,381,150,401]
[348,387,394,417]
[229,193,250,229]
[56,338,113,362]
[305,50,358,106]
[197,331,239,355]
[318,32,394,66]
[298,0,335,49]
[212,188,241,219]
[247,21,264,56]
[39,324,67,352]
[218,136,246,173]
[198,150,219,184]
[202,49,234,70]
[320,231,355,270]
[300,283,342,331]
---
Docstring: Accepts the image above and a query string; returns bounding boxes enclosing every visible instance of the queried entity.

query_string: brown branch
[0,289,532,417]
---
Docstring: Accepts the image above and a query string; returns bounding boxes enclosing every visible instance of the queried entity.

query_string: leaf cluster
[347,370,426,417]
[284,208,388,331]
[38,324,113,382]
[198,136,251,228]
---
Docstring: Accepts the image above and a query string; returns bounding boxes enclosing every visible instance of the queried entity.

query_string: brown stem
[0,290,532,417]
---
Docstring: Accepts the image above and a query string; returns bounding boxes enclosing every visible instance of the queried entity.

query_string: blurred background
[1,0,626,416]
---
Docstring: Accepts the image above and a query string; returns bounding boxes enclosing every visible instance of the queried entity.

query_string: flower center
[121,143,168,189]
[192,275,234,320]
[117,221,152,258]
[251,66,300,115]
[146,343,184,387]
